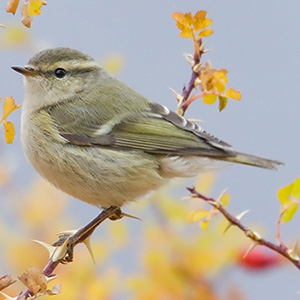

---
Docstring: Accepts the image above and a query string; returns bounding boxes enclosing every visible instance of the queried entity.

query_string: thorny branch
[187,187,300,270]
[15,206,121,299]
[177,38,205,115]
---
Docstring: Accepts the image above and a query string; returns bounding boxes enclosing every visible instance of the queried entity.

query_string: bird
[12,47,282,210]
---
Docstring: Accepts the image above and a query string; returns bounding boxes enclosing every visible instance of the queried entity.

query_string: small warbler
[12,48,282,209]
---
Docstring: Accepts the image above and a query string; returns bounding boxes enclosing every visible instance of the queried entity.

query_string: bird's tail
[222,151,283,170]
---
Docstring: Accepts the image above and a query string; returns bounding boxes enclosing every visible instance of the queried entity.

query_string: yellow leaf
[291,177,300,199]
[219,193,230,207]
[199,219,210,231]
[188,210,210,223]
[3,121,16,144]
[203,94,217,105]
[225,88,242,100]
[6,0,20,14]
[27,0,43,16]
[218,96,228,111]
[281,202,299,223]
[179,29,194,39]
[2,96,20,120]
[214,71,227,92]
[278,182,294,204]
[198,28,214,38]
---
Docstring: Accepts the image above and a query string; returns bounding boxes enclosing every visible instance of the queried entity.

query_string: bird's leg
[53,206,121,262]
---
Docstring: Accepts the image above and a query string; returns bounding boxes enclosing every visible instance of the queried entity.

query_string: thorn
[58,229,96,263]
[34,238,71,263]
[82,235,95,264]
[194,77,202,87]
[243,243,257,259]
[32,240,58,260]
[121,212,142,221]
[223,210,250,234]
[287,241,300,262]
[199,41,205,52]
[182,196,194,201]
[45,275,58,283]
[216,189,228,202]
[203,48,212,53]
[246,230,262,242]
[183,53,194,66]
[223,222,233,235]
[170,88,184,103]
[236,209,250,221]
[193,62,202,73]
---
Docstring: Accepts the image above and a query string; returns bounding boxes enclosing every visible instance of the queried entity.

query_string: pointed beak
[11,66,38,77]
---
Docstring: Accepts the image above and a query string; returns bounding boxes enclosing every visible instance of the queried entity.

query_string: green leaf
[218,96,227,111]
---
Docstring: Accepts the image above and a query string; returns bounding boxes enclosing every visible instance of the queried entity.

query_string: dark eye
[54,68,67,79]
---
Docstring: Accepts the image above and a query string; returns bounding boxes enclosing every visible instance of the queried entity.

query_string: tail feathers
[223,152,283,170]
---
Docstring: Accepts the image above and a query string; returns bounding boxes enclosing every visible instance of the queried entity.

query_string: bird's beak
[11,66,38,77]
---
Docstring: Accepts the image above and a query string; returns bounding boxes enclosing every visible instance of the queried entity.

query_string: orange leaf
[194,11,212,31]
[203,94,217,105]
[172,12,194,39]
[2,96,20,120]
[3,121,16,144]
[21,3,33,28]
[172,12,188,25]
[225,88,242,100]
[6,0,20,14]
[0,274,17,291]
[193,11,206,24]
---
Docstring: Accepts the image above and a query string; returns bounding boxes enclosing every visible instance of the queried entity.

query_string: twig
[178,38,205,115]
[17,206,120,299]
[187,187,300,270]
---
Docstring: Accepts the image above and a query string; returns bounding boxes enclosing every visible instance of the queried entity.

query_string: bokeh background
[0,1,299,299]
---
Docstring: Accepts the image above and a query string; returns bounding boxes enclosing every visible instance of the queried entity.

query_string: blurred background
[0,1,299,299]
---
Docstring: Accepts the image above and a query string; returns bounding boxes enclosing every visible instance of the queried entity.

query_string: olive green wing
[54,101,233,158]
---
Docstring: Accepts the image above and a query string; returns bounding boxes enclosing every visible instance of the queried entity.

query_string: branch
[187,187,300,270]
[7,206,121,300]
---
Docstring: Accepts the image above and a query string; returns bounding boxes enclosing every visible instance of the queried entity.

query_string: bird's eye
[54,68,67,79]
